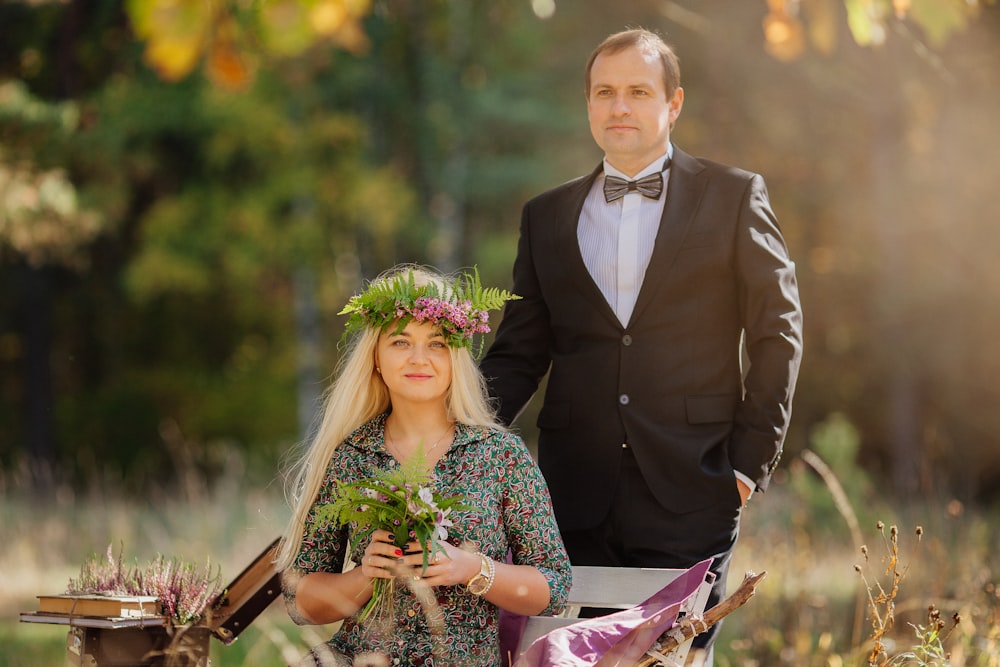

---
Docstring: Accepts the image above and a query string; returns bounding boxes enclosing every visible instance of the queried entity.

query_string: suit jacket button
[621,442,628,449]
[619,394,630,405]
[622,334,633,346]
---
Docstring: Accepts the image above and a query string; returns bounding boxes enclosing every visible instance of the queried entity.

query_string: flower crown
[338,266,520,352]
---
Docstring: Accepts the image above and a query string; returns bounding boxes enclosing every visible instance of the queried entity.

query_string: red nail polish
[395,548,403,556]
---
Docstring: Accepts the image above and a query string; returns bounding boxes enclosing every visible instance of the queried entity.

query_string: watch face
[467,574,489,595]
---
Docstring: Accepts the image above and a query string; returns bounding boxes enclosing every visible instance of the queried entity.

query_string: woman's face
[375,320,452,408]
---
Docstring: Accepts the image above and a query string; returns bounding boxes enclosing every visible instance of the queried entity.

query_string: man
[481,28,803,660]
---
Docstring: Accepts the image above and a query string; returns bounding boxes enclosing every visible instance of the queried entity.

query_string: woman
[275,265,571,666]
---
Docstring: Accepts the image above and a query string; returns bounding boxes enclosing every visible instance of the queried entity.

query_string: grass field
[3,451,999,666]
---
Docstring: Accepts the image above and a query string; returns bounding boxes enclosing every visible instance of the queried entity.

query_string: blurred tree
[0,0,127,491]
[0,0,416,491]
[751,0,1000,500]
[0,83,101,270]
[4,0,1000,505]
[0,0,573,493]
[762,0,996,60]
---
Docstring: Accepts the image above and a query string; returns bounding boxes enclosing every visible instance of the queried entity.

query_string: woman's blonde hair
[274,266,503,571]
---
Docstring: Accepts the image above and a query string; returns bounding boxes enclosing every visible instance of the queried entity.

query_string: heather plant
[66,543,222,625]
[67,542,138,596]
[135,554,223,625]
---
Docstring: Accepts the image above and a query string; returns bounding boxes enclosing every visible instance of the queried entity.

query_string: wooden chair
[514,565,715,666]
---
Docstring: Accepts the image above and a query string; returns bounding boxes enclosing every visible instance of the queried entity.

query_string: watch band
[465,552,496,596]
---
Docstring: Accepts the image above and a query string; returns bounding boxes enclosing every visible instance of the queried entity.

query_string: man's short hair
[585,28,682,99]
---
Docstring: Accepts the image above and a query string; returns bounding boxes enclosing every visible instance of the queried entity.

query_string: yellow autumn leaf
[145,37,204,81]
[310,0,348,36]
[844,0,890,46]
[207,42,253,91]
[311,0,371,52]
[259,0,314,56]
[127,0,211,81]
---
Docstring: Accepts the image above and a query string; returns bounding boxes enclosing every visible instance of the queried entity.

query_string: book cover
[36,594,161,618]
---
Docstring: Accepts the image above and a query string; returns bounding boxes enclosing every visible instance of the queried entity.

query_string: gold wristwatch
[465,552,495,596]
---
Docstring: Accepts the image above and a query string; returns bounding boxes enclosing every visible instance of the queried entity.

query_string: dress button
[407,609,416,617]
[619,394,630,405]
[622,334,633,346]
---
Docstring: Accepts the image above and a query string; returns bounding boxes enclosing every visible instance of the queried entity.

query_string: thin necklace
[385,422,454,459]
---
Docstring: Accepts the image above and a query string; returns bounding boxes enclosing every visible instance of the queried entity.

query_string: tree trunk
[871,53,921,500]
[22,263,55,492]
[293,267,322,443]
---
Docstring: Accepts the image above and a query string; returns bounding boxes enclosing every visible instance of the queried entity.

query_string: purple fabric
[515,559,713,667]
[500,609,528,666]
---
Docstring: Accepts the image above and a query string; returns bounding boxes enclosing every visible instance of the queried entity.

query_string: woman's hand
[360,529,405,579]
[394,540,482,588]
[359,537,551,615]
[362,533,481,587]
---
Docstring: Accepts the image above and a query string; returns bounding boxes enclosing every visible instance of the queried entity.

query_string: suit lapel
[628,147,707,326]
[557,164,623,328]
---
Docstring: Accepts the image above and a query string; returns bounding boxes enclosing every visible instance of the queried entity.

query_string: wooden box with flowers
[21,539,281,667]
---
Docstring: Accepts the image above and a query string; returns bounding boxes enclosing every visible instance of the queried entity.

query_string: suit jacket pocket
[537,401,571,429]
[685,394,739,424]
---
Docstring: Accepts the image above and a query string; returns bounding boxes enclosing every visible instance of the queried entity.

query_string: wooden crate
[65,624,211,667]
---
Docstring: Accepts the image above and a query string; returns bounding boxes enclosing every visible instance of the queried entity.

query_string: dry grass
[3,449,999,665]
[719,457,1000,666]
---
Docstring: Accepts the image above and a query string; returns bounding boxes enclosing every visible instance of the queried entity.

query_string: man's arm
[731,173,804,491]
[480,205,554,426]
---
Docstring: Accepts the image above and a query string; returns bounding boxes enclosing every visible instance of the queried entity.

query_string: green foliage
[790,412,875,539]
[0,623,66,667]
[895,610,951,665]
[0,82,102,268]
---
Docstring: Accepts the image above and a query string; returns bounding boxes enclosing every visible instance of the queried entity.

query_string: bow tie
[603,172,663,203]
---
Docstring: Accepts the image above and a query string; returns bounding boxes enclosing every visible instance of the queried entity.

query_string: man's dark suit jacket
[481,146,803,532]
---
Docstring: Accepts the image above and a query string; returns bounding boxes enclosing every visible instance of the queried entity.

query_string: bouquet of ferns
[313,454,469,623]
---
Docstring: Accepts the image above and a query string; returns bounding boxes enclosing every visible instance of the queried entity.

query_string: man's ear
[669,87,684,124]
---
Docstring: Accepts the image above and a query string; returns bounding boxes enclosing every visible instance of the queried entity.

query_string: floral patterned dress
[283,412,572,666]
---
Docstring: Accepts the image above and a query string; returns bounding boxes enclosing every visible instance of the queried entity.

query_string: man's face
[587,45,683,177]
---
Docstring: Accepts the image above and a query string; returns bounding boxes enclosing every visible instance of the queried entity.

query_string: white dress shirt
[577,149,671,326]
